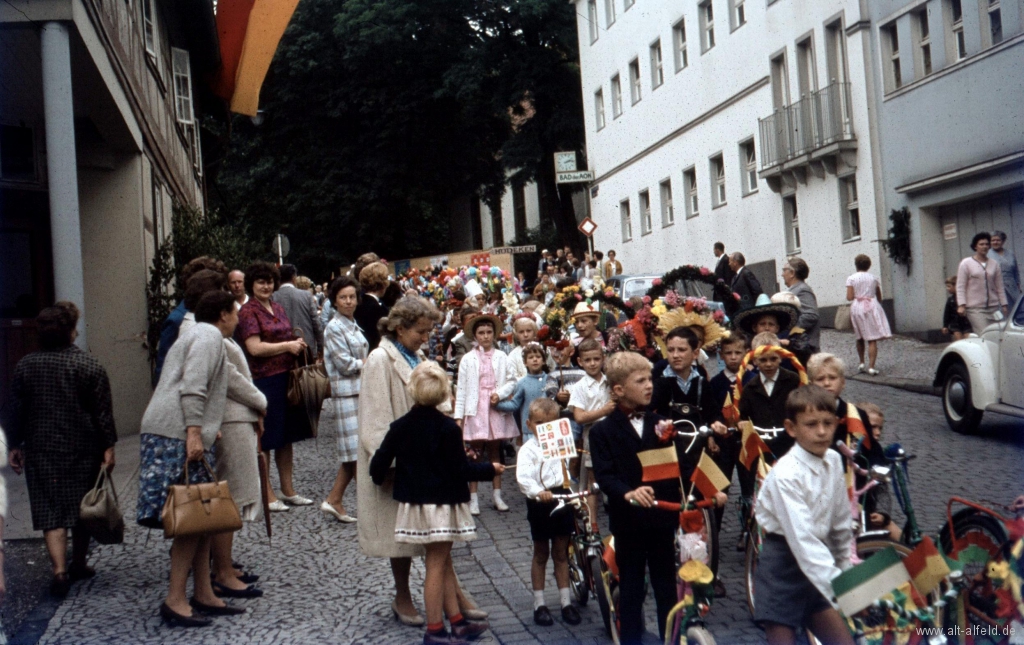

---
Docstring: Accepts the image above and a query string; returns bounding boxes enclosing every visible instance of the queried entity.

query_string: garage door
[941,188,1024,281]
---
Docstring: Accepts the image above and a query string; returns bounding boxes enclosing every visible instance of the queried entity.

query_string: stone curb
[848,373,941,396]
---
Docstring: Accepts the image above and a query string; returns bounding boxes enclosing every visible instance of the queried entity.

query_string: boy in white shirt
[753,385,855,645]
[567,338,614,526]
[516,398,583,627]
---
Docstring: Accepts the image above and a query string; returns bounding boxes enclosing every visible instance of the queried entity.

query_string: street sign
[272,234,290,263]
[556,170,595,184]
[491,245,537,255]
[578,217,598,237]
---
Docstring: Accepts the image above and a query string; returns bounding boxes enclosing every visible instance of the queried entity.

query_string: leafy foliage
[212,0,586,279]
[880,207,912,273]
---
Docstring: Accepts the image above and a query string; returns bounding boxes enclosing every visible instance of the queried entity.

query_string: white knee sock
[470,492,478,504]
[558,587,571,608]
[533,590,546,610]
[493,489,503,501]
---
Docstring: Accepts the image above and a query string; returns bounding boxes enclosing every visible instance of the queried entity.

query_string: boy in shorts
[753,385,854,645]
[516,398,583,627]
[568,338,614,525]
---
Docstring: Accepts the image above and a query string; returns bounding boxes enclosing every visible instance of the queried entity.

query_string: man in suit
[728,252,763,316]
[590,352,724,645]
[273,264,323,356]
[713,242,734,284]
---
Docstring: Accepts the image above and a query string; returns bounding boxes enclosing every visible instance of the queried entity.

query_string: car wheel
[942,362,983,434]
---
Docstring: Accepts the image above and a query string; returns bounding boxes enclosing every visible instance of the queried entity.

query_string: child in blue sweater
[495,343,549,440]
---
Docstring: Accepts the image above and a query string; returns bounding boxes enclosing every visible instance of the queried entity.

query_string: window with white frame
[684,168,699,218]
[171,48,194,125]
[988,0,1003,45]
[659,179,674,227]
[916,10,933,76]
[588,0,599,43]
[784,195,800,253]
[839,175,861,241]
[699,1,715,52]
[650,40,664,89]
[621,199,632,241]
[611,75,623,117]
[740,139,758,195]
[950,0,966,60]
[628,59,642,104]
[710,154,726,207]
[639,190,653,234]
[604,0,616,27]
[731,0,746,30]
[595,89,606,130]
[672,19,688,71]
[142,0,156,56]
[884,24,902,90]
[624,0,634,9]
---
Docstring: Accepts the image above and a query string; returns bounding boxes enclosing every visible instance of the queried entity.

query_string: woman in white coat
[357,297,488,626]
[455,314,518,515]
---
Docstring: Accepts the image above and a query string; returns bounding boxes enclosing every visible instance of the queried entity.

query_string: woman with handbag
[5,303,116,598]
[237,261,311,512]
[137,291,250,626]
[320,275,367,523]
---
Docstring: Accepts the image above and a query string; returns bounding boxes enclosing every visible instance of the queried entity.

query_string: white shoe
[280,494,314,506]
[867,368,880,376]
[469,498,480,516]
[268,500,290,512]
[493,492,509,512]
[320,501,357,523]
[857,363,865,373]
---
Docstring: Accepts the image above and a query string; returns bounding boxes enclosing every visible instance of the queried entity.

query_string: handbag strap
[94,468,119,503]
[180,456,216,486]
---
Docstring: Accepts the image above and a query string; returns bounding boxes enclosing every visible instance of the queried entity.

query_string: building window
[950,0,966,60]
[604,0,616,27]
[740,139,757,195]
[639,190,653,234]
[710,154,726,207]
[621,199,632,241]
[142,0,156,56]
[660,179,674,227]
[588,0,599,43]
[512,184,527,240]
[673,19,688,71]
[611,75,623,117]
[595,89,606,130]
[988,0,1003,45]
[650,40,664,89]
[784,195,800,253]
[731,0,746,30]
[684,168,699,218]
[839,176,861,241]
[699,1,715,52]
[624,0,634,9]
[628,59,642,104]
[171,48,194,125]
[916,10,933,76]
[884,24,902,90]
[491,202,504,247]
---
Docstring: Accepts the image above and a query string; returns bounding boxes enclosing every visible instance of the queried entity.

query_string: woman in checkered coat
[319,275,368,523]
[5,303,116,598]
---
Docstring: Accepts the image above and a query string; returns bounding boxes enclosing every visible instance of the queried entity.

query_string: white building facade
[572,0,890,321]
[479,181,545,249]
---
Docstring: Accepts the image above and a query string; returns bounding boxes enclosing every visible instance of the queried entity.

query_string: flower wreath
[645,265,736,309]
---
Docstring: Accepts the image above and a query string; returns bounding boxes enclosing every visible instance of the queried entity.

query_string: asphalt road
[5,378,1023,645]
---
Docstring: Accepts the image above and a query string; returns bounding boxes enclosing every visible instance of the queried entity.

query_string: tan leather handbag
[80,469,125,545]
[161,459,242,539]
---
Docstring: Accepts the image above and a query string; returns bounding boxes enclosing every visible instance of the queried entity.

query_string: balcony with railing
[757,82,857,191]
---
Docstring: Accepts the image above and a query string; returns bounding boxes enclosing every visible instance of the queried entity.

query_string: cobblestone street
[10,368,1021,645]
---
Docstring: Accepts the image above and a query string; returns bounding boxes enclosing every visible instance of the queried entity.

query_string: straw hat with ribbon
[464,312,504,338]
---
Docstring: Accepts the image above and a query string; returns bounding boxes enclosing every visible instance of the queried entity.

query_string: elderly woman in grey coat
[358,296,488,627]
[136,291,249,627]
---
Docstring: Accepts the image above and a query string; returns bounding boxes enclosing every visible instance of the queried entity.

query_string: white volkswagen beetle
[934,297,1024,433]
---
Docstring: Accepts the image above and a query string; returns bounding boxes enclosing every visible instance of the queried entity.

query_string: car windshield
[623,278,655,299]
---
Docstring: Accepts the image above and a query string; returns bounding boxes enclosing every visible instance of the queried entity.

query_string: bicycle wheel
[686,625,717,645]
[567,539,590,606]
[590,554,620,645]
[702,507,719,577]
[938,509,1007,579]
[744,533,758,617]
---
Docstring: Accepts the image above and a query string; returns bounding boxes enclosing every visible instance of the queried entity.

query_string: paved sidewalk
[818,329,946,393]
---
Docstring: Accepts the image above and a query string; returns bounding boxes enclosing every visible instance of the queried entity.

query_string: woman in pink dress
[846,254,892,376]
[455,314,518,516]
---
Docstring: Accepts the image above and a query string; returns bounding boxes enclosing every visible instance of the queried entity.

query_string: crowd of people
[1,234,1015,645]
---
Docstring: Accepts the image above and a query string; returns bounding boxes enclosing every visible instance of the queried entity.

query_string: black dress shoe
[190,598,247,616]
[423,630,469,645]
[160,603,212,627]
[451,619,488,639]
[50,573,71,598]
[211,580,263,598]
[68,565,96,582]
[561,604,582,625]
[237,572,260,584]
[533,606,554,626]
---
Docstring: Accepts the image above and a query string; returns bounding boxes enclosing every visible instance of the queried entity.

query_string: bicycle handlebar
[628,498,716,511]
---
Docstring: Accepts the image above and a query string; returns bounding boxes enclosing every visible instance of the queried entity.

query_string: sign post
[578,217,598,260]
[272,234,290,265]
